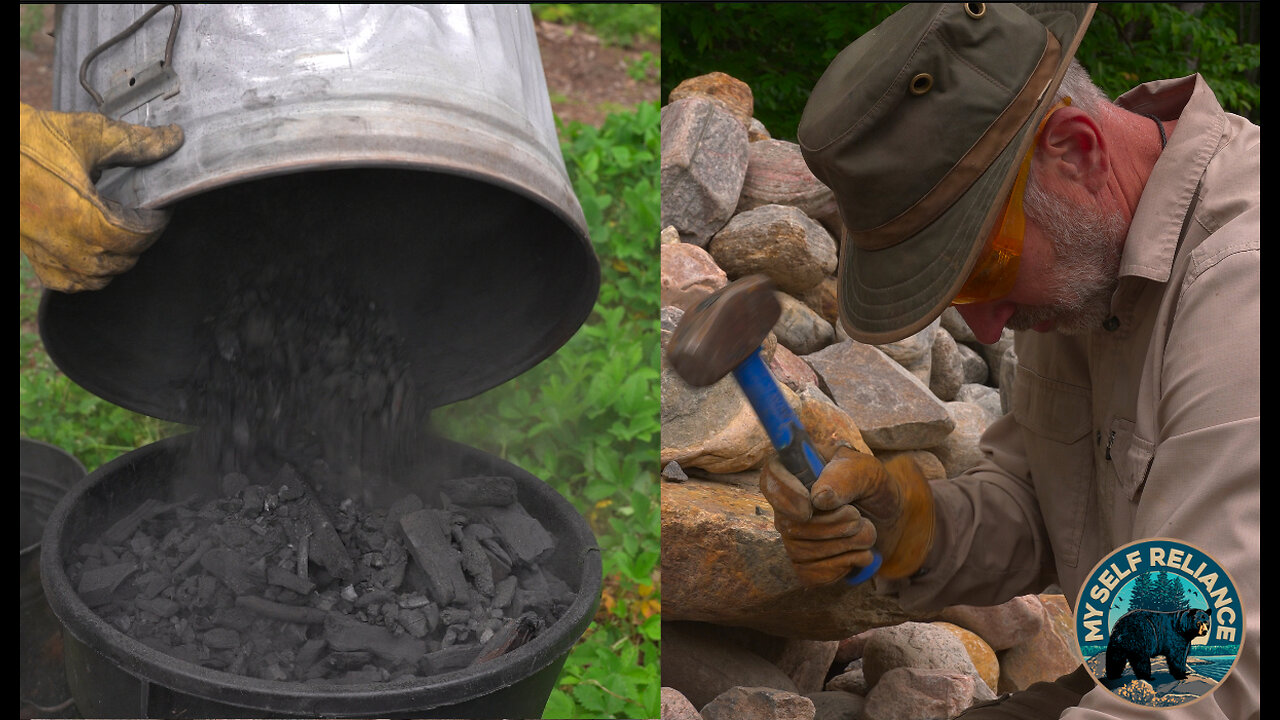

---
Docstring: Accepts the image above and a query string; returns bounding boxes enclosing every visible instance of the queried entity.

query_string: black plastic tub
[21,438,87,715]
[40,433,601,719]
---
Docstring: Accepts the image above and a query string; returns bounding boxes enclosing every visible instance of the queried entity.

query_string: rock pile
[660,72,1079,719]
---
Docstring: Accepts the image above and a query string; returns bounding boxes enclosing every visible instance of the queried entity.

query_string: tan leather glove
[20,102,184,292]
[761,442,936,586]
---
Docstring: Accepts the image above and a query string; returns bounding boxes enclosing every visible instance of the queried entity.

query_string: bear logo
[1105,607,1211,681]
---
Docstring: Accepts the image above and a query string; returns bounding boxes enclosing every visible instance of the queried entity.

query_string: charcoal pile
[66,473,573,683]
[65,263,575,683]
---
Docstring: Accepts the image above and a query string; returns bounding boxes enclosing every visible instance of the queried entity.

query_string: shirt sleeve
[878,411,1058,611]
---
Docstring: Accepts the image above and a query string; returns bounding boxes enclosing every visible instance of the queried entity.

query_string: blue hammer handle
[732,348,881,585]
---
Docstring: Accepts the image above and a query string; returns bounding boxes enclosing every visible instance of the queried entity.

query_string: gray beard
[1006,173,1126,335]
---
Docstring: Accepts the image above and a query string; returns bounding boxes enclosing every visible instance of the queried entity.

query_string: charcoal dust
[65,264,574,684]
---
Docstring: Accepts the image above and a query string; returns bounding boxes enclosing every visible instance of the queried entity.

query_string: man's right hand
[760,445,936,585]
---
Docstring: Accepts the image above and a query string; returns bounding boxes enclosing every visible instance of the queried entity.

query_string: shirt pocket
[1106,417,1154,502]
[1012,364,1093,569]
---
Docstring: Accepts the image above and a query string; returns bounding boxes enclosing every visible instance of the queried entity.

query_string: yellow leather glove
[20,102,184,292]
[760,440,936,586]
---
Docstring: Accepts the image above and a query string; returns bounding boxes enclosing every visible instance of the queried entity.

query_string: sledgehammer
[667,274,881,585]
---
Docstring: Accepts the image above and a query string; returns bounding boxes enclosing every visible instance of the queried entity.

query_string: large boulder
[804,341,954,451]
[660,471,915,638]
[660,97,749,247]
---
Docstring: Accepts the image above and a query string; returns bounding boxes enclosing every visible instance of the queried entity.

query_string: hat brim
[837,3,1095,345]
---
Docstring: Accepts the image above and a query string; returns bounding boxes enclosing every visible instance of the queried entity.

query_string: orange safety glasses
[951,97,1071,305]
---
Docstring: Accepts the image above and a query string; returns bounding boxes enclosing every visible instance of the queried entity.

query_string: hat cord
[1139,112,1167,149]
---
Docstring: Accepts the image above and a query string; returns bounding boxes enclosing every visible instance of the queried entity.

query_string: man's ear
[1036,106,1108,194]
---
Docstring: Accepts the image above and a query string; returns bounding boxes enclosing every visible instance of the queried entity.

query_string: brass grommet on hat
[965,3,986,20]
[909,73,933,95]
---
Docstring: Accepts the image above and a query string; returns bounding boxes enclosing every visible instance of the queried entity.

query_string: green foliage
[20,4,46,50]
[661,3,903,140]
[662,3,1260,139]
[433,101,660,719]
[533,4,660,48]
[627,51,659,84]
[1077,3,1260,122]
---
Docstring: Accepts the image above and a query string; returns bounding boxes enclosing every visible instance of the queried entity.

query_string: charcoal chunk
[399,508,469,606]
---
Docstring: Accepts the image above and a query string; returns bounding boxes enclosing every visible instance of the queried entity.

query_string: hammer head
[667,274,781,387]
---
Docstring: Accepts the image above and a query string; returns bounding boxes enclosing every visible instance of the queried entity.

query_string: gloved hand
[760,441,936,586]
[20,102,184,292]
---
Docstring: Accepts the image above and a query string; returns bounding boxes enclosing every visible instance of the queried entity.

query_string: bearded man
[761,4,1258,718]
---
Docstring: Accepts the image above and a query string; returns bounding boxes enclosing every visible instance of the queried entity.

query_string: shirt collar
[1114,74,1226,283]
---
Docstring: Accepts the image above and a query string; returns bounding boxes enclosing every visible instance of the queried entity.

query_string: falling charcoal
[440,476,517,507]
[301,490,355,580]
[399,508,469,606]
[382,493,424,537]
[102,499,176,545]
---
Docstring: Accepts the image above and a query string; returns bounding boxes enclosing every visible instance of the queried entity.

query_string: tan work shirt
[891,75,1259,718]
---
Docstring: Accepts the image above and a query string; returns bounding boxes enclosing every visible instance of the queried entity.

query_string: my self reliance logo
[1075,538,1244,708]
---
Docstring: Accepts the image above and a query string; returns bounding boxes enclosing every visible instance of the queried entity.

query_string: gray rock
[709,204,838,294]
[736,139,842,237]
[795,276,839,327]
[804,341,954,451]
[929,326,965,402]
[876,318,939,370]
[660,97,749,247]
[749,116,771,142]
[660,240,728,312]
[660,360,774,474]
[661,622,798,710]
[825,660,868,695]
[701,686,816,720]
[804,691,865,720]
[940,307,978,344]
[772,638,840,694]
[705,627,841,695]
[862,622,982,689]
[767,343,820,394]
[660,687,702,720]
[863,667,984,720]
[774,292,835,356]
[929,402,996,477]
[938,595,1046,652]
[957,342,990,385]
[661,305,685,346]
[834,629,876,667]
[668,71,755,130]
[956,383,1003,422]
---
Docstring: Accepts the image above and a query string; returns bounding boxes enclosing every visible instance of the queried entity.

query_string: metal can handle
[78,3,182,108]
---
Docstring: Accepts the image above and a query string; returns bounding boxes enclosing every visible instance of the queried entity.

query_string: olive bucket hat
[798,3,1095,344]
